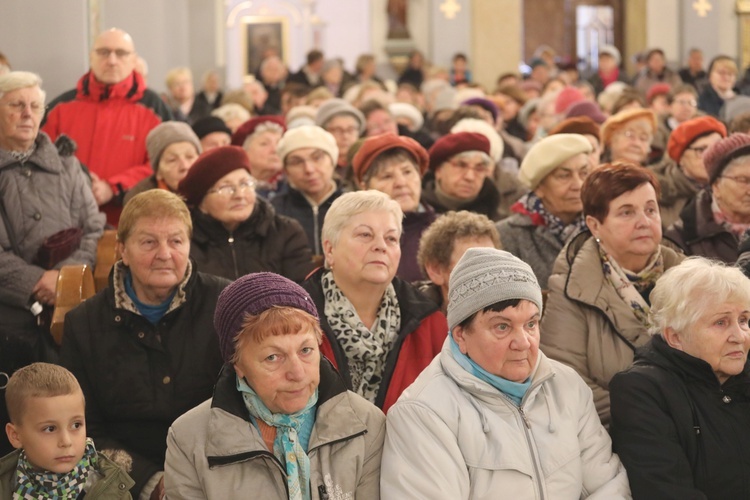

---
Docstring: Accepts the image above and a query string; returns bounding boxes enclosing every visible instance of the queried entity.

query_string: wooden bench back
[50,264,95,345]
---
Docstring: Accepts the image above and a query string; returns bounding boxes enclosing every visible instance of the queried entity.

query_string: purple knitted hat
[703,133,750,184]
[213,272,319,363]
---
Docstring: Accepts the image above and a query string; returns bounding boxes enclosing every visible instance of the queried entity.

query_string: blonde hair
[650,257,750,337]
[0,71,46,102]
[118,190,192,243]
[321,190,403,266]
[165,67,193,89]
[5,363,82,424]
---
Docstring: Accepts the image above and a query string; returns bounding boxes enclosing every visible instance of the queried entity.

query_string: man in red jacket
[43,28,172,225]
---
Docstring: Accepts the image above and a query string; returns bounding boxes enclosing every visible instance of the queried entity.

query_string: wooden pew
[94,229,119,292]
[50,264,95,345]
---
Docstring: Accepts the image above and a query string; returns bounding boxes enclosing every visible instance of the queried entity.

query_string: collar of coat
[0,132,67,172]
[191,198,276,244]
[76,70,146,103]
[206,358,367,466]
[109,259,193,316]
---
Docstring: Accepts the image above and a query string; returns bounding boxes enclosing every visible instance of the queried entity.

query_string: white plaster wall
[430,0,472,69]
[0,0,89,100]
[316,0,371,72]
[646,0,680,66]
[717,0,739,60]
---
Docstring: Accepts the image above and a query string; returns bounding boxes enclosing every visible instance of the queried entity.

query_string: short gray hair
[322,190,403,267]
[650,257,750,337]
[0,71,46,102]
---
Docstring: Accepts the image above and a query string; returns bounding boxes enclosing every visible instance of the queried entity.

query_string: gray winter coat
[496,213,565,289]
[0,132,104,309]
[164,362,385,499]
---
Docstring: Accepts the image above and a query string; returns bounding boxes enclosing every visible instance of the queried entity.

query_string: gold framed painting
[241,15,290,76]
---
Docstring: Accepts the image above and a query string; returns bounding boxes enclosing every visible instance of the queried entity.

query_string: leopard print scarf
[321,271,400,403]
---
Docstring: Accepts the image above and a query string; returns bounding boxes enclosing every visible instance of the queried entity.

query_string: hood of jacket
[76,70,146,103]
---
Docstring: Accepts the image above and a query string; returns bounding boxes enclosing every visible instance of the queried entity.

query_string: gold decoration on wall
[440,0,461,20]
[693,0,712,17]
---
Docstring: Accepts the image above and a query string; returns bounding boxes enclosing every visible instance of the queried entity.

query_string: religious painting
[241,16,289,76]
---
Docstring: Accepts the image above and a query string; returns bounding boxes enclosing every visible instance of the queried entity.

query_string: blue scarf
[124,270,175,324]
[449,334,532,405]
[237,376,317,500]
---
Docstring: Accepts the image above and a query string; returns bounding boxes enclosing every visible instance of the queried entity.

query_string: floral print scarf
[511,192,587,244]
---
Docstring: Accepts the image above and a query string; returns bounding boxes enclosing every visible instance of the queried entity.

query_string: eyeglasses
[285,149,328,169]
[674,99,697,107]
[93,48,133,59]
[720,174,750,186]
[2,101,46,116]
[686,145,709,155]
[327,126,359,136]
[620,129,653,143]
[447,159,491,175]
[207,179,256,197]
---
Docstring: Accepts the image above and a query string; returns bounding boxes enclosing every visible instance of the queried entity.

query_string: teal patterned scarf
[237,375,318,500]
[14,437,97,499]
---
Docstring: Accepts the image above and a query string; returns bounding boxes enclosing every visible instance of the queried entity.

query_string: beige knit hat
[519,134,593,190]
[276,125,339,165]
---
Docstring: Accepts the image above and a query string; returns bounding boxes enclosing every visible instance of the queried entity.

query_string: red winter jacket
[43,71,172,224]
[303,268,447,413]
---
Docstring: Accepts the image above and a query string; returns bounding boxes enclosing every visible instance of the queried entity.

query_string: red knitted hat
[646,83,671,105]
[554,87,586,114]
[177,146,250,207]
[213,272,319,363]
[352,134,429,184]
[667,116,727,162]
[231,115,286,146]
[703,133,750,183]
[428,132,491,171]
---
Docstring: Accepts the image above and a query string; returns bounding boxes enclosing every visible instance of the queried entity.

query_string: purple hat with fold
[213,272,319,363]
[565,100,607,125]
[462,97,499,123]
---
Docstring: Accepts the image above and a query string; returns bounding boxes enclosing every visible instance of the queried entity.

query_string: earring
[595,236,601,244]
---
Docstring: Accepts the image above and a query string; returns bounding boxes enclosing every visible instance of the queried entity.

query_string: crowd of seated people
[4,29,750,499]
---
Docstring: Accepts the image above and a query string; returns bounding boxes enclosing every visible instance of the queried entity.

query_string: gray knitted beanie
[146,121,201,170]
[213,272,319,363]
[447,248,543,330]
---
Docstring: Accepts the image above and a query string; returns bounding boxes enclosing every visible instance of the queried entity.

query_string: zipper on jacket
[518,405,546,500]
[498,392,546,500]
[228,234,239,279]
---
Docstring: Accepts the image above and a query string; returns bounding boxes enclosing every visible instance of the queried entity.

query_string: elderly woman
[0,71,104,454]
[381,248,630,498]
[416,210,500,313]
[698,55,738,118]
[497,134,593,288]
[351,133,435,282]
[272,126,344,263]
[610,257,750,500]
[315,99,365,177]
[541,162,684,426]
[178,146,313,283]
[231,115,287,200]
[302,190,447,412]
[666,133,750,264]
[164,272,385,499]
[600,108,657,165]
[422,132,507,220]
[124,121,202,204]
[191,116,231,151]
[652,116,726,227]
[60,190,229,498]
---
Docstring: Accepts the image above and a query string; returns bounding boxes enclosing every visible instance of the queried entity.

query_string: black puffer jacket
[610,335,750,500]
[665,189,738,264]
[271,186,343,257]
[60,261,229,497]
[190,198,314,283]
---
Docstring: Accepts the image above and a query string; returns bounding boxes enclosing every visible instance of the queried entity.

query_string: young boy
[0,363,134,498]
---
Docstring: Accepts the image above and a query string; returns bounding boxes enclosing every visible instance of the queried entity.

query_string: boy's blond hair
[5,363,82,424]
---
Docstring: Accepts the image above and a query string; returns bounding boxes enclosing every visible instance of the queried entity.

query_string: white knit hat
[276,125,339,165]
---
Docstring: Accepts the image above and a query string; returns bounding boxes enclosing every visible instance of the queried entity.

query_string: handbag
[34,227,83,269]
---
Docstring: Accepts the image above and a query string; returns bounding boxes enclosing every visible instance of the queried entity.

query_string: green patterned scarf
[14,437,97,499]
